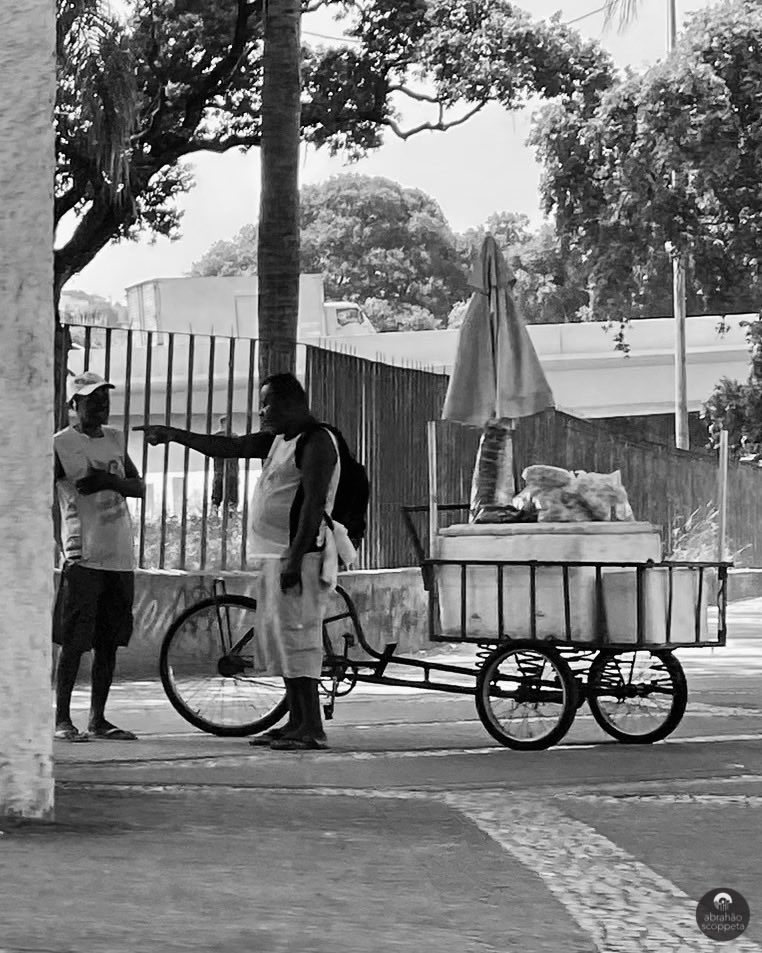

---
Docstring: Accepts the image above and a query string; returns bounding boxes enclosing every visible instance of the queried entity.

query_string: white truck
[124,274,376,339]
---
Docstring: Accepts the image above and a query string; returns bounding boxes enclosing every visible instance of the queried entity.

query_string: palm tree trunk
[0,0,56,817]
[257,0,302,381]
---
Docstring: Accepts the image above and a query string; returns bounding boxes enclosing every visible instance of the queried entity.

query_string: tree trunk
[0,0,56,817]
[257,0,302,381]
[54,300,72,432]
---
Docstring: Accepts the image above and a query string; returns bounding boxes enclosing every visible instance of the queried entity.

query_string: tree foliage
[191,179,592,328]
[704,317,762,456]
[191,174,465,324]
[190,223,258,276]
[529,0,762,324]
[300,174,467,320]
[457,213,588,324]
[56,0,612,307]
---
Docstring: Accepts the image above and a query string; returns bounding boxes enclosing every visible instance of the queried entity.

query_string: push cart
[158,503,729,751]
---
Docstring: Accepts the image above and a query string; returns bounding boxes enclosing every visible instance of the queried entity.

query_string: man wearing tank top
[137,373,339,750]
[54,371,145,742]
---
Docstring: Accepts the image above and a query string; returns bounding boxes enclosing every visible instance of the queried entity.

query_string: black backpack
[293,423,370,547]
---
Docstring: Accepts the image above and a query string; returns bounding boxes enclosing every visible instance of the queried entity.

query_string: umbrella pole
[494,418,516,505]
[717,429,729,562]
[427,420,439,557]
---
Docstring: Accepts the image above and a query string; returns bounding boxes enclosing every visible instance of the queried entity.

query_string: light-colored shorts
[259,553,330,679]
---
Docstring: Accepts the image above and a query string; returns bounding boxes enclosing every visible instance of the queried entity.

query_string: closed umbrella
[442,235,554,518]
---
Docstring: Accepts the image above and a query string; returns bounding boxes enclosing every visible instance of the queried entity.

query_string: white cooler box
[601,566,710,645]
[435,523,662,642]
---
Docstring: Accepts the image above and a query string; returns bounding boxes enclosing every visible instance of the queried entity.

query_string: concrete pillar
[0,0,57,817]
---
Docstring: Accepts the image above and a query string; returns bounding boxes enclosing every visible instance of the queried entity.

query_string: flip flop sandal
[54,726,90,743]
[89,727,138,741]
[248,728,287,747]
[269,737,329,751]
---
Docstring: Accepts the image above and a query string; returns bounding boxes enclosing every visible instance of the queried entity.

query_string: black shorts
[53,563,134,653]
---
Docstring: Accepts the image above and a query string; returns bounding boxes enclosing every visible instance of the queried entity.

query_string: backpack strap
[295,422,343,469]
[289,423,341,546]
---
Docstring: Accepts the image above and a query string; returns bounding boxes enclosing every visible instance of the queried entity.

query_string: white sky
[65,0,714,303]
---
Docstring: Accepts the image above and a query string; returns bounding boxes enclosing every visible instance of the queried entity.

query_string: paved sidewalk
[0,781,593,953]
[9,597,762,952]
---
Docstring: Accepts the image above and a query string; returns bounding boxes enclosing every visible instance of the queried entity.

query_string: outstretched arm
[133,425,275,459]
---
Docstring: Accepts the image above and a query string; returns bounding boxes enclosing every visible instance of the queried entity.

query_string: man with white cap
[53,371,144,742]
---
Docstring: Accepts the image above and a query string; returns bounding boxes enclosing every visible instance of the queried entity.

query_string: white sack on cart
[574,470,634,522]
[521,465,572,490]
[514,466,635,522]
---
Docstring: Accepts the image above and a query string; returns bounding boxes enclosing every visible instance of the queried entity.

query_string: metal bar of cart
[419,556,730,649]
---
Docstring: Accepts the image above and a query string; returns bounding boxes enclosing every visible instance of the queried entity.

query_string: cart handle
[401,503,470,590]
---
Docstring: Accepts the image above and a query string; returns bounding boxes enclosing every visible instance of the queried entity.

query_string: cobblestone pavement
[448,789,762,953]
[9,774,758,953]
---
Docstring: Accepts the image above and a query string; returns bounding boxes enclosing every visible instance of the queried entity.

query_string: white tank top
[54,425,135,571]
[248,429,340,557]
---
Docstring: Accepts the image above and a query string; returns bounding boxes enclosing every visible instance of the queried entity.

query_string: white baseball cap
[66,371,115,402]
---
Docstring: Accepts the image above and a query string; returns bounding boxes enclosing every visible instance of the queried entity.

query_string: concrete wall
[106,567,429,680]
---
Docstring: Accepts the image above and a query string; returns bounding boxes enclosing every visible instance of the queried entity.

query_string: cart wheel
[587,649,687,744]
[475,642,577,751]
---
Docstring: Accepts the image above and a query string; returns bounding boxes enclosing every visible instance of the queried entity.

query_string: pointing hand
[133,425,172,446]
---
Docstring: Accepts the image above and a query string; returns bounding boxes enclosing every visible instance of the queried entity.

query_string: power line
[303,28,360,44]
[305,4,613,41]
[305,4,623,42]
[563,3,614,26]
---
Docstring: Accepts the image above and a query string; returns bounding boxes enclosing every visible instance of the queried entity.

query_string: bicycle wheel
[587,649,687,744]
[159,595,288,737]
[475,642,577,751]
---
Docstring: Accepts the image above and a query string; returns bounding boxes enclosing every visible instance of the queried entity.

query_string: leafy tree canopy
[191,173,466,323]
[704,317,762,456]
[529,0,762,323]
[56,0,612,306]
[456,213,588,324]
[299,174,466,320]
[191,178,591,327]
[190,223,259,277]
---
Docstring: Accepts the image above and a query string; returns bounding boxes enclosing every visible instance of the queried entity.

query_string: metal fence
[64,323,762,572]
[64,326,287,571]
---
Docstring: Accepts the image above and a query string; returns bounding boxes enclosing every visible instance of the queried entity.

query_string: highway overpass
[317,313,754,419]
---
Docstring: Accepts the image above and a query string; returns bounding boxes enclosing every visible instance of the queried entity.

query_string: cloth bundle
[513,465,634,522]
[318,514,358,588]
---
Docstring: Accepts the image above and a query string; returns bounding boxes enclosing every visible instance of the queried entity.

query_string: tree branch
[385,102,487,140]
[55,187,81,223]
[55,196,128,297]
[183,132,262,153]
[386,84,441,104]
[178,0,263,139]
